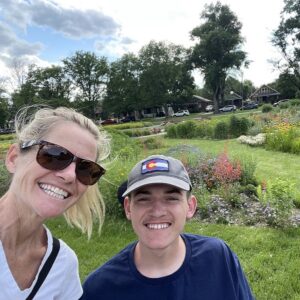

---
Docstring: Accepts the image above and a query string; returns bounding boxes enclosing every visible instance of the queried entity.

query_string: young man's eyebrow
[133,187,183,196]
[132,189,151,197]
[165,187,183,194]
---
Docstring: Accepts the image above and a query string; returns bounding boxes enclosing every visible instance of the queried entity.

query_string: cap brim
[122,175,190,197]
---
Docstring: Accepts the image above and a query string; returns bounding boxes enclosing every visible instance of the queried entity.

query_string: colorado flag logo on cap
[141,158,169,174]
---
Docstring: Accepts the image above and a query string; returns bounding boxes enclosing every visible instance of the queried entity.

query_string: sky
[0,0,285,91]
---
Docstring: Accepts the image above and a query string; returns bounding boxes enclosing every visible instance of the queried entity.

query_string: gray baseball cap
[122,155,192,197]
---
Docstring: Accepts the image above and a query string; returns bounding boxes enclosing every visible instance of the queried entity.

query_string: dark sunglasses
[20,140,105,185]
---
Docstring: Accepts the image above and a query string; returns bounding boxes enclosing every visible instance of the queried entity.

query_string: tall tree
[63,51,109,119]
[0,90,9,128]
[273,72,299,99]
[138,41,194,112]
[11,65,71,110]
[190,2,247,111]
[104,53,140,117]
[272,0,300,93]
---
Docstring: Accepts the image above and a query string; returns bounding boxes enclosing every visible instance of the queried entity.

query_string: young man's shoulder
[83,241,136,283]
[183,233,229,250]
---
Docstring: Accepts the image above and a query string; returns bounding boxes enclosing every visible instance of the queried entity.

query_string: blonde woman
[0,106,110,299]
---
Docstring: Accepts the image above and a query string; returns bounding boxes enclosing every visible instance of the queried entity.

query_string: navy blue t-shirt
[82,234,254,300]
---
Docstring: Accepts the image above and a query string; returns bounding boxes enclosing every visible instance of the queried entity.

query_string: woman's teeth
[39,183,69,200]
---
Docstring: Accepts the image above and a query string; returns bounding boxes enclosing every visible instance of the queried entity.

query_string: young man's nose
[149,199,167,216]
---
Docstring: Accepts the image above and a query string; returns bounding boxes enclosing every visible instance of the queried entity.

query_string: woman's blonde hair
[15,105,110,238]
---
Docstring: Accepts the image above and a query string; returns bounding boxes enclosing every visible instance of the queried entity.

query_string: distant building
[185,95,213,112]
[250,85,280,104]
[225,92,243,107]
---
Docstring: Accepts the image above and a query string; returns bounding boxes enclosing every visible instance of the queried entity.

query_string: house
[173,95,212,113]
[140,105,173,118]
[225,92,243,107]
[250,85,280,104]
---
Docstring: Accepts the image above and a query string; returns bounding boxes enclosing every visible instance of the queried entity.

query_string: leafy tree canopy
[190,1,247,109]
[272,0,300,90]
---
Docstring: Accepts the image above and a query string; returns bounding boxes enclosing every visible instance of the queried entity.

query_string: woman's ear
[123,196,131,220]
[5,144,20,174]
[186,195,197,220]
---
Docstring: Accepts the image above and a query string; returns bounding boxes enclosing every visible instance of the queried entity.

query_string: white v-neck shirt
[0,227,83,300]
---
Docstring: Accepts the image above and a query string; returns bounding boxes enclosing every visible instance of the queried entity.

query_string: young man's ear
[186,195,197,220]
[124,196,131,220]
[5,144,20,174]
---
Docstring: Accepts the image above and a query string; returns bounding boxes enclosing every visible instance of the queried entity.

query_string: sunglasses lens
[37,145,73,170]
[76,160,105,185]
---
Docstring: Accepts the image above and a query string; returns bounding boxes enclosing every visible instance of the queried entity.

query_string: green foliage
[229,115,250,137]
[272,0,300,88]
[216,182,242,206]
[138,41,195,109]
[0,134,15,141]
[265,126,298,153]
[139,137,165,150]
[176,121,197,138]
[104,53,140,115]
[0,160,10,196]
[237,155,257,186]
[195,120,214,138]
[122,128,152,137]
[257,178,295,226]
[261,104,273,113]
[190,2,247,106]
[63,51,109,119]
[214,121,229,139]
[166,124,177,138]
[105,122,153,130]
[291,137,300,154]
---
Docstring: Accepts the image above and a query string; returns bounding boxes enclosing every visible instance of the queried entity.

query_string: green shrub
[229,116,250,137]
[291,137,300,154]
[214,121,229,139]
[238,155,257,186]
[239,184,258,197]
[104,121,152,130]
[166,124,177,138]
[265,127,297,153]
[195,121,214,138]
[176,121,197,138]
[257,178,295,227]
[261,104,273,113]
[140,137,165,150]
[289,99,300,106]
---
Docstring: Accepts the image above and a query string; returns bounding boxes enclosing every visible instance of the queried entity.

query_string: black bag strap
[26,237,60,300]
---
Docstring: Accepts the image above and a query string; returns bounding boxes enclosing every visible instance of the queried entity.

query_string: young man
[82,155,255,300]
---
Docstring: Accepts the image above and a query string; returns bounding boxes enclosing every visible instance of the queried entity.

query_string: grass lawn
[47,216,300,300]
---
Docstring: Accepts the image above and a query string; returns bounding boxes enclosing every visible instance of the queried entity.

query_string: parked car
[172,110,190,117]
[240,102,258,110]
[205,105,214,112]
[0,128,15,134]
[219,105,237,112]
[120,116,135,123]
[273,99,290,107]
[100,118,118,125]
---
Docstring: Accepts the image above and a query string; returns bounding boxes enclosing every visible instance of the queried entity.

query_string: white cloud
[0,0,286,88]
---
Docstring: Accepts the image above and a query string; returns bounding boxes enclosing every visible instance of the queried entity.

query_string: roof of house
[192,95,213,103]
[250,85,280,98]
[225,92,242,101]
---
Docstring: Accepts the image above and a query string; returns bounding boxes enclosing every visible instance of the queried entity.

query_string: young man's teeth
[147,223,169,230]
[39,183,68,199]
